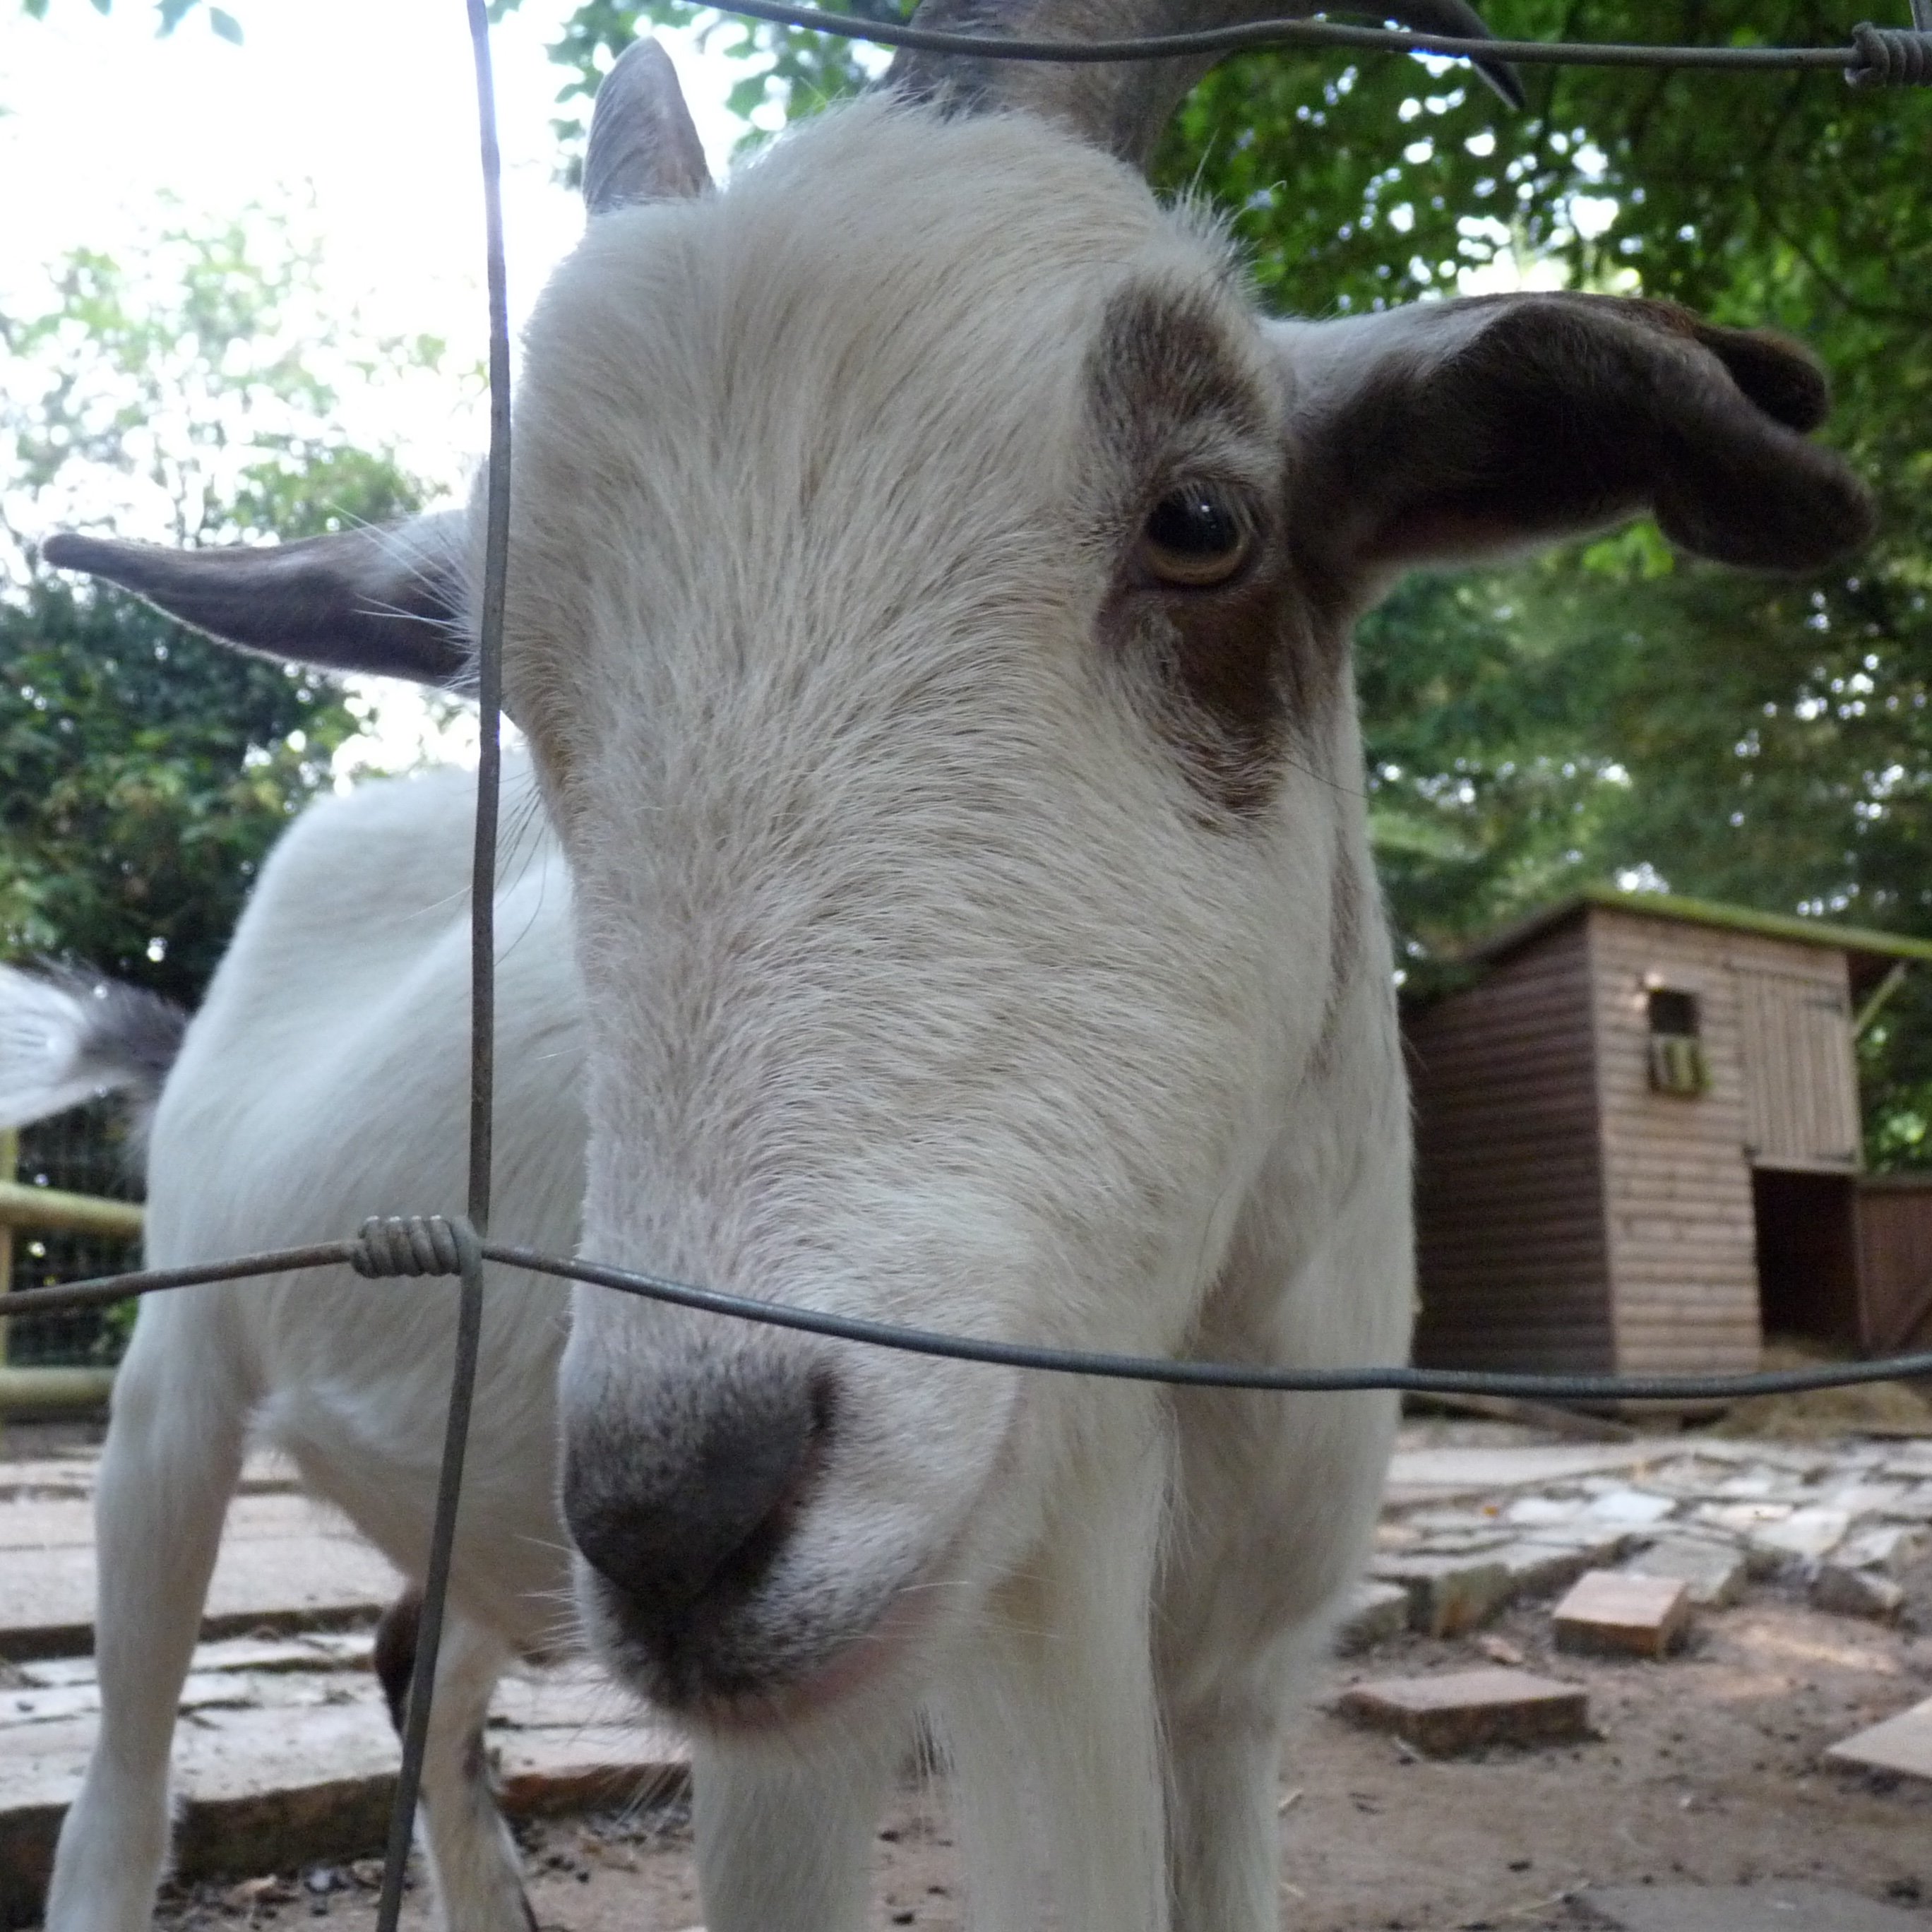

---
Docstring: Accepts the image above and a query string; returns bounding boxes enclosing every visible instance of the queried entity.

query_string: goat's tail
[0,962,188,1131]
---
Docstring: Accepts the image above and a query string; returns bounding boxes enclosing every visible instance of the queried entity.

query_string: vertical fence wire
[371,4,509,1924]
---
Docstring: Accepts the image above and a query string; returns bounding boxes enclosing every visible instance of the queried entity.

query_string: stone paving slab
[1336,1580,1410,1653]
[1823,1694,1932,1783]
[0,1638,689,1928]
[1376,1433,1932,1651]
[1812,1564,1906,1621]
[1622,1537,1748,1608]
[1748,1505,1853,1566]
[1497,1531,1633,1597]
[0,1492,398,1662]
[1572,1880,1926,1931]
[1367,1553,1513,1638]
[0,1452,295,1506]
[1383,1442,1675,1508]
[1836,1523,1928,1574]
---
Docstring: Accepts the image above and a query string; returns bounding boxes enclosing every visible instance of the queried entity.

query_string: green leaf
[208,4,241,42]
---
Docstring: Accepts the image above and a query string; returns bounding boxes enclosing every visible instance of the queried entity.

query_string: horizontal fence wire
[13,1220,1932,1405]
[692,0,1932,85]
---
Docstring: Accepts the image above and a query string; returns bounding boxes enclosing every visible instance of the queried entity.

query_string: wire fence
[684,0,1932,85]
[21,4,1932,1926]
[2,1106,141,1368]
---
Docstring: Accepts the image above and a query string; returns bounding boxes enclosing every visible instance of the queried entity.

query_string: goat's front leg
[1158,1381,1399,1932]
[941,1388,1171,1932]
[1163,1677,1293,1932]
[1163,1620,1346,1932]
[44,1304,246,1932]
[691,1737,896,1932]
[371,1592,533,1931]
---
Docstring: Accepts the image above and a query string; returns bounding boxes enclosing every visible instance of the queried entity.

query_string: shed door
[1731,961,1860,1170]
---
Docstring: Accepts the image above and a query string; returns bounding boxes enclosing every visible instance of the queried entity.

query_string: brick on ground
[1334,1666,1589,1758]
[1553,1570,1690,1659]
[1366,1553,1513,1638]
[1575,1881,1926,1931]
[0,1638,688,1928]
[1620,1537,1748,1609]
[1825,1694,1932,1783]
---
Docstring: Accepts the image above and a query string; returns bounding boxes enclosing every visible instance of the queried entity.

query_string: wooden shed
[1407,889,1932,1378]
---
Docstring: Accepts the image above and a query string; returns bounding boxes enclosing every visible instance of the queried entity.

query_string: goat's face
[42,28,1872,1741]
[516,105,1362,1725]
[503,95,1871,1728]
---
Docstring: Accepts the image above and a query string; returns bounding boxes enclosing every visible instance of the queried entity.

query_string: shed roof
[1469,886,1932,972]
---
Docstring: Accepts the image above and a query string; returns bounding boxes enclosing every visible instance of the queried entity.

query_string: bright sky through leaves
[0,1,751,488]
[0,0,746,770]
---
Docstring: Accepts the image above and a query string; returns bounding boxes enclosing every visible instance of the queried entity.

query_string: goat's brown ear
[39,511,472,687]
[1278,294,1874,585]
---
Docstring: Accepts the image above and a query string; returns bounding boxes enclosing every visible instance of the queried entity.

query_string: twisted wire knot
[352,1215,477,1280]
[1847,22,1932,85]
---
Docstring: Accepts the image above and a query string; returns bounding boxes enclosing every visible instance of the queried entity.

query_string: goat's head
[44,3,1871,1736]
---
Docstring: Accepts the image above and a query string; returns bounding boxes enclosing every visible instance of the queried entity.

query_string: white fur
[0,965,105,1123]
[48,100,1417,1932]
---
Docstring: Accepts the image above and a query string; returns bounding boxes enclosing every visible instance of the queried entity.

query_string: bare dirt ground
[145,1575,1932,1932]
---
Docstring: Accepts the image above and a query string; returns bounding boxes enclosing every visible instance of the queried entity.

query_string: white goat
[20,4,1871,1926]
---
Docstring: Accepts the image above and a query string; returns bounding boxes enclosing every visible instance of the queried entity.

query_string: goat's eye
[1139,486,1251,588]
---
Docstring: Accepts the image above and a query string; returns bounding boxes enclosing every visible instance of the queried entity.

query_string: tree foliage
[1,217,431,1006]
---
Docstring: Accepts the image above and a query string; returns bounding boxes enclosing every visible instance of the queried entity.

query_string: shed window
[1647,987,1708,1096]
[1648,989,1699,1038]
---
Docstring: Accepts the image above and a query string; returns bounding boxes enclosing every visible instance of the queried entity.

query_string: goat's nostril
[564,1365,830,1628]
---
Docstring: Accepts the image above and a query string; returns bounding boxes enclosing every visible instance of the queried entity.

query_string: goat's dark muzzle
[562,1355,835,1706]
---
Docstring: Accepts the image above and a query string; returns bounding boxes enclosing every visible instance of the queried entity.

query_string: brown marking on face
[1085,281,1329,821]
[1087,280,1272,460]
